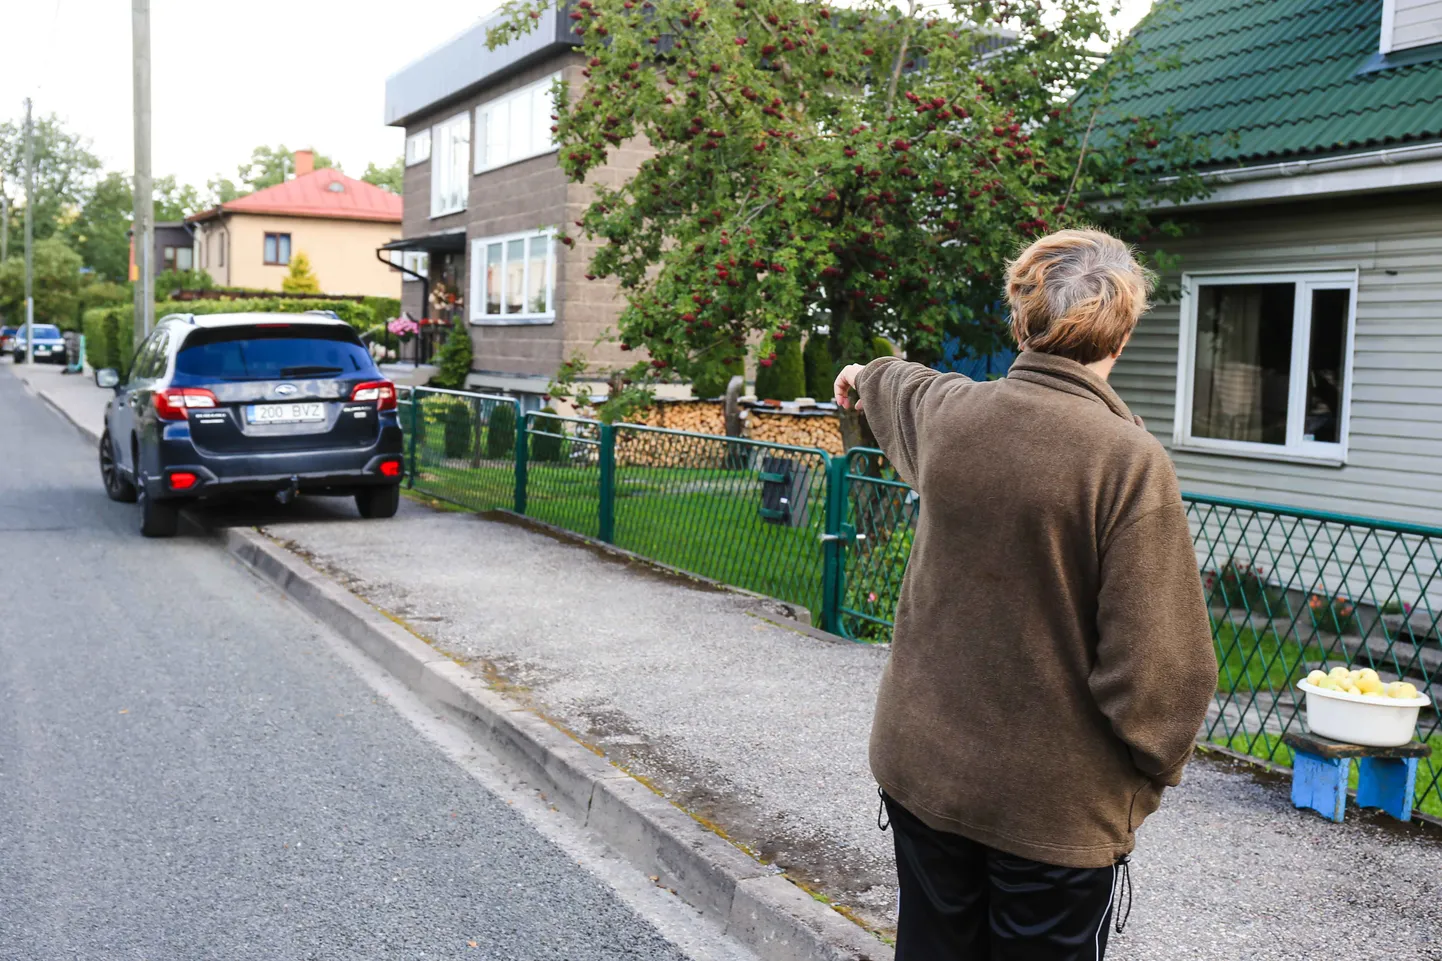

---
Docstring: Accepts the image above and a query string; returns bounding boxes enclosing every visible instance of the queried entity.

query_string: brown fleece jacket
[856,352,1217,869]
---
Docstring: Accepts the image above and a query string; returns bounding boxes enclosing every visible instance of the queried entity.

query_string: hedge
[82,298,382,379]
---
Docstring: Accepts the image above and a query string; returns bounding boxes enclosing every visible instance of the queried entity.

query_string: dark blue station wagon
[96,311,405,536]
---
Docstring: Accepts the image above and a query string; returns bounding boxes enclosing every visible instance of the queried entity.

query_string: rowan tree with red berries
[490,0,1209,438]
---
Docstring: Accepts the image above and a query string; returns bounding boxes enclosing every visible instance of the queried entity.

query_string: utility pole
[24,98,34,366]
[1,193,9,264]
[131,0,154,349]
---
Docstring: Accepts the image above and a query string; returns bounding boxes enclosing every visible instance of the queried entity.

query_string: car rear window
[176,324,373,381]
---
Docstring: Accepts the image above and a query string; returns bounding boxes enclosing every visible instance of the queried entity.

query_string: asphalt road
[0,367,748,961]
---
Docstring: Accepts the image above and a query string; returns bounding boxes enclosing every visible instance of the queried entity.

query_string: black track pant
[884,794,1124,961]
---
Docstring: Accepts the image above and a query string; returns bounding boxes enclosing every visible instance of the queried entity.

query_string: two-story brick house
[383,8,655,410]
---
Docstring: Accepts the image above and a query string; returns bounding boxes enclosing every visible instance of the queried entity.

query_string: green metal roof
[1104,0,1442,168]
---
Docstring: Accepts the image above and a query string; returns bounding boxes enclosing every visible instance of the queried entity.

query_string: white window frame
[474,74,560,175]
[1173,269,1359,466]
[468,229,557,326]
[429,113,470,218]
[405,129,431,166]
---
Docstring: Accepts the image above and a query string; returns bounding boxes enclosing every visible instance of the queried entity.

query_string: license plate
[247,403,325,424]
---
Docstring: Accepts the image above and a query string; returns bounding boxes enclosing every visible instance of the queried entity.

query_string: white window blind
[430,113,469,217]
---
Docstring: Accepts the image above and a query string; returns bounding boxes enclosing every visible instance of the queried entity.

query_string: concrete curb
[24,375,102,445]
[224,525,892,961]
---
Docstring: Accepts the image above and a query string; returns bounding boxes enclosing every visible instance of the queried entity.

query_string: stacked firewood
[744,407,845,455]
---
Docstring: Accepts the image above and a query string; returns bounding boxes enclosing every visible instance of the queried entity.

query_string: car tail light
[169,471,198,490]
[379,459,403,478]
[351,380,397,412]
[155,388,219,421]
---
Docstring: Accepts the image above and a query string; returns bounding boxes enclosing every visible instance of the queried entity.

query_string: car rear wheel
[138,480,181,537]
[355,484,400,519]
[100,429,138,503]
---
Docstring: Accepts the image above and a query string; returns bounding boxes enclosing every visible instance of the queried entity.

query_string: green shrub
[487,402,517,458]
[871,336,897,359]
[530,406,565,462]
[803,333,833,401]
[692,357,743,400]
[754,335,805,401]
[82,306,117,372]
[429,321,474,390]
[362,295,402,326]
[154,269,215,298]
[420,395,473,459]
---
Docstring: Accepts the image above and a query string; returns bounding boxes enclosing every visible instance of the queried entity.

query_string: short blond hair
[1005,228,1152,365]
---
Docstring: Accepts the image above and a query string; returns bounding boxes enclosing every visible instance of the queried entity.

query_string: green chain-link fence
[402,386,522,513]
[397,390,1442,816]
[1187,494,1442,816]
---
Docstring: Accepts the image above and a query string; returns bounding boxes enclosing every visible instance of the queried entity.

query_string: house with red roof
[187,151,404,298]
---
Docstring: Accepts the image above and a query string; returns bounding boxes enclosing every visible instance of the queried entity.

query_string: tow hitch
[275,475,300,505]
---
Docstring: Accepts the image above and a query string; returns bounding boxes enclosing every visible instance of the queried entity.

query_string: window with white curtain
[1175,271,1357,463]
[430,113,469,217]
[405,129,431,166]
[474,75,559,174]
[469,230,555,324]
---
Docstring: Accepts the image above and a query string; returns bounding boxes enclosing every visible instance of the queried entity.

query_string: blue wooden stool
[1282,732,1432,824]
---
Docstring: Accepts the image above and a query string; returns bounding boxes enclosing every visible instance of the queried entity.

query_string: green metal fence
[397,390,1442,816]
[1188,494,1442,816]
[836,448,916,642]
[612,425,830,614]
[403,386,522,513]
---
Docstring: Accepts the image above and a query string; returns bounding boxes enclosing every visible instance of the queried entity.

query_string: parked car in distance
[0,326,18,354]
[95,310,405,537]
[11,324,67,364]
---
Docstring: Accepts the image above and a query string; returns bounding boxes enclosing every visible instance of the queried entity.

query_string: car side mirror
[95,368,120,390]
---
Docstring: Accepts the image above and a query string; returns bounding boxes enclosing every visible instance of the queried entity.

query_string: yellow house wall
[195,213,404,297]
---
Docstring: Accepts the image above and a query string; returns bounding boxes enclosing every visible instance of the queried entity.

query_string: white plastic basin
[1297,680,1431,748]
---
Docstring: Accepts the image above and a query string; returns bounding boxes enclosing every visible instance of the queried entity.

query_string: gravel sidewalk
[262,503,1442,960]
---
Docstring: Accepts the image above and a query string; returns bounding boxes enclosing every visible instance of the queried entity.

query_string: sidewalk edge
[223,525,892,961]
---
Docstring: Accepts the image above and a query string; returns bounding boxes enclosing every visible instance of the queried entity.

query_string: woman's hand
[833,364,866,411]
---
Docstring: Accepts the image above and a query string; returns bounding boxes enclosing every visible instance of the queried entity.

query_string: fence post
[406,388,419,489]
[598,422,616,544]
[820,454,848,635]
[513,403,529,516]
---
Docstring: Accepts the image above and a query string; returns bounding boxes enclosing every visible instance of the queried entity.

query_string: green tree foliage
[78,280,132,312]
[753,333,804,401]
[0,238,83,326]
[430,320,475,389]
[207,176,243,206]
[282,251,321,294]
[362,156,405,195]
[492,0,1210,427]
[154,175,204,220]
[803,332,832,400]
[0,112,103,254]
[67,171,132,281]
[692,354,743,398]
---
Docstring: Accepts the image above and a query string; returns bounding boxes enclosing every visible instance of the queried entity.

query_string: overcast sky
[0,0,1155,193]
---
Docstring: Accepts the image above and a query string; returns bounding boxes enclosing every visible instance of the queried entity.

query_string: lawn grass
[1214,621,1331,693]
